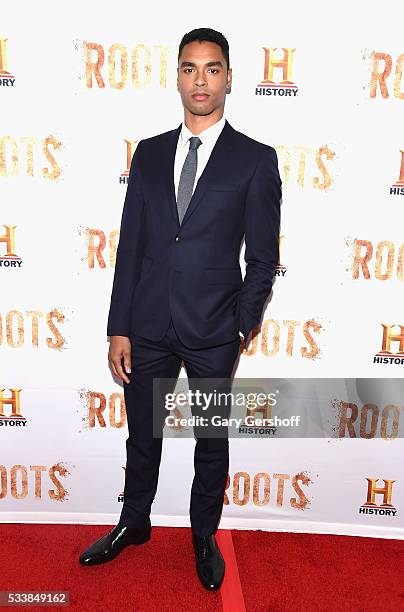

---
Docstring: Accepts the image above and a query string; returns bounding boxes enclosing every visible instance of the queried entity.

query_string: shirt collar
[179,115,226,148]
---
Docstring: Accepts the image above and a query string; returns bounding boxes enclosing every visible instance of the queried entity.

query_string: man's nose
[194,73,207,86]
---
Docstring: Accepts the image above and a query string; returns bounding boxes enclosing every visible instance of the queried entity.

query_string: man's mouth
[192,93,209,101]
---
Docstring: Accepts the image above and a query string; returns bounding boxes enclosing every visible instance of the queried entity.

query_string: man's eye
[183,68,219,73]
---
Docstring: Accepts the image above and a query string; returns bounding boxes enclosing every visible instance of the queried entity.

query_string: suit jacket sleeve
[238,146,282,340]
[107,141,145,337]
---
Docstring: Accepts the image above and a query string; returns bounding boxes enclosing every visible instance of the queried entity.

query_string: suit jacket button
[175,236,180,242]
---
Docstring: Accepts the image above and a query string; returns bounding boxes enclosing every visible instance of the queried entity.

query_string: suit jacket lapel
[164,123,182,227]
[164,119,235,229]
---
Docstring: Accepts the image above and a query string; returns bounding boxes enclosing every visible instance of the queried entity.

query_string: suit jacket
[107,119,282,349]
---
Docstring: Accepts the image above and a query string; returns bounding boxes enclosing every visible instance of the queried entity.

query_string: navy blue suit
[107,119,282,347]
[107,119,282,536]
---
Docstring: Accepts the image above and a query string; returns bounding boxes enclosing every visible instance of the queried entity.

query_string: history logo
[373,324,404,365]
[118,139,138,184]
[0,225,22,268]
[0,389,27,427]
[0,38,15,87]
[238,395,278,436]
[389,150,404,196]
[256,47,298,97]
[359,478,397,517]
[275,234,287,278]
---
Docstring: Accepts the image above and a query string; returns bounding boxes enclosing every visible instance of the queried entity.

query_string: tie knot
[189,136,202,150]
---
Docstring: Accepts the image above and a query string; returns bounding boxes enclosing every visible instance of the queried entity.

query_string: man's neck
[183,110,224,135]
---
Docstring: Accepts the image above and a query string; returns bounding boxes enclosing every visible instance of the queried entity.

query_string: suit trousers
[118,316,241,537]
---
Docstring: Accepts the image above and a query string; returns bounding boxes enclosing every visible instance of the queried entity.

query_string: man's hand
[108,336,132,384]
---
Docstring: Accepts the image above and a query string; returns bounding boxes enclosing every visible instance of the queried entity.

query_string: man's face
[177,40,232,117]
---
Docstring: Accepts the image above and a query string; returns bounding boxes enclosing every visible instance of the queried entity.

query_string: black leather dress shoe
[79,522,151,566]
[192,533,225,591]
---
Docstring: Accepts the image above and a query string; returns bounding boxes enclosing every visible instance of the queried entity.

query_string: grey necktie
[176,136,202,225]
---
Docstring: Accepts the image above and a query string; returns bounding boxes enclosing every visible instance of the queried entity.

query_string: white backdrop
[1,1,403,539]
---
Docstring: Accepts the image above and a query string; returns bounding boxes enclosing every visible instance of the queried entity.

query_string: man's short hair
[178,28,230,70]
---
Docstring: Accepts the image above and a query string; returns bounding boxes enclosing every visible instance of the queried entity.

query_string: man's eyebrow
[179,60,224,68]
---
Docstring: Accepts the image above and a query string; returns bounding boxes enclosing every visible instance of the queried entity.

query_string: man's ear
[226,68,232,93]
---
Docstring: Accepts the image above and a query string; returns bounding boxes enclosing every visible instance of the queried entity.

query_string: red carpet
[232,530,404,612]
[0,524,402,611]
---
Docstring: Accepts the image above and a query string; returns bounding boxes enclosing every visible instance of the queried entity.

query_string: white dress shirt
[173,115,245,341]
[174,115,226,200]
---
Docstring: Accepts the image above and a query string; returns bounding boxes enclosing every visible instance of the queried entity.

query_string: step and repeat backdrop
[1,3,403,539]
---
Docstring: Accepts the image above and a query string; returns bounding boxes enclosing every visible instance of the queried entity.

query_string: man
[79,27,282,591]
